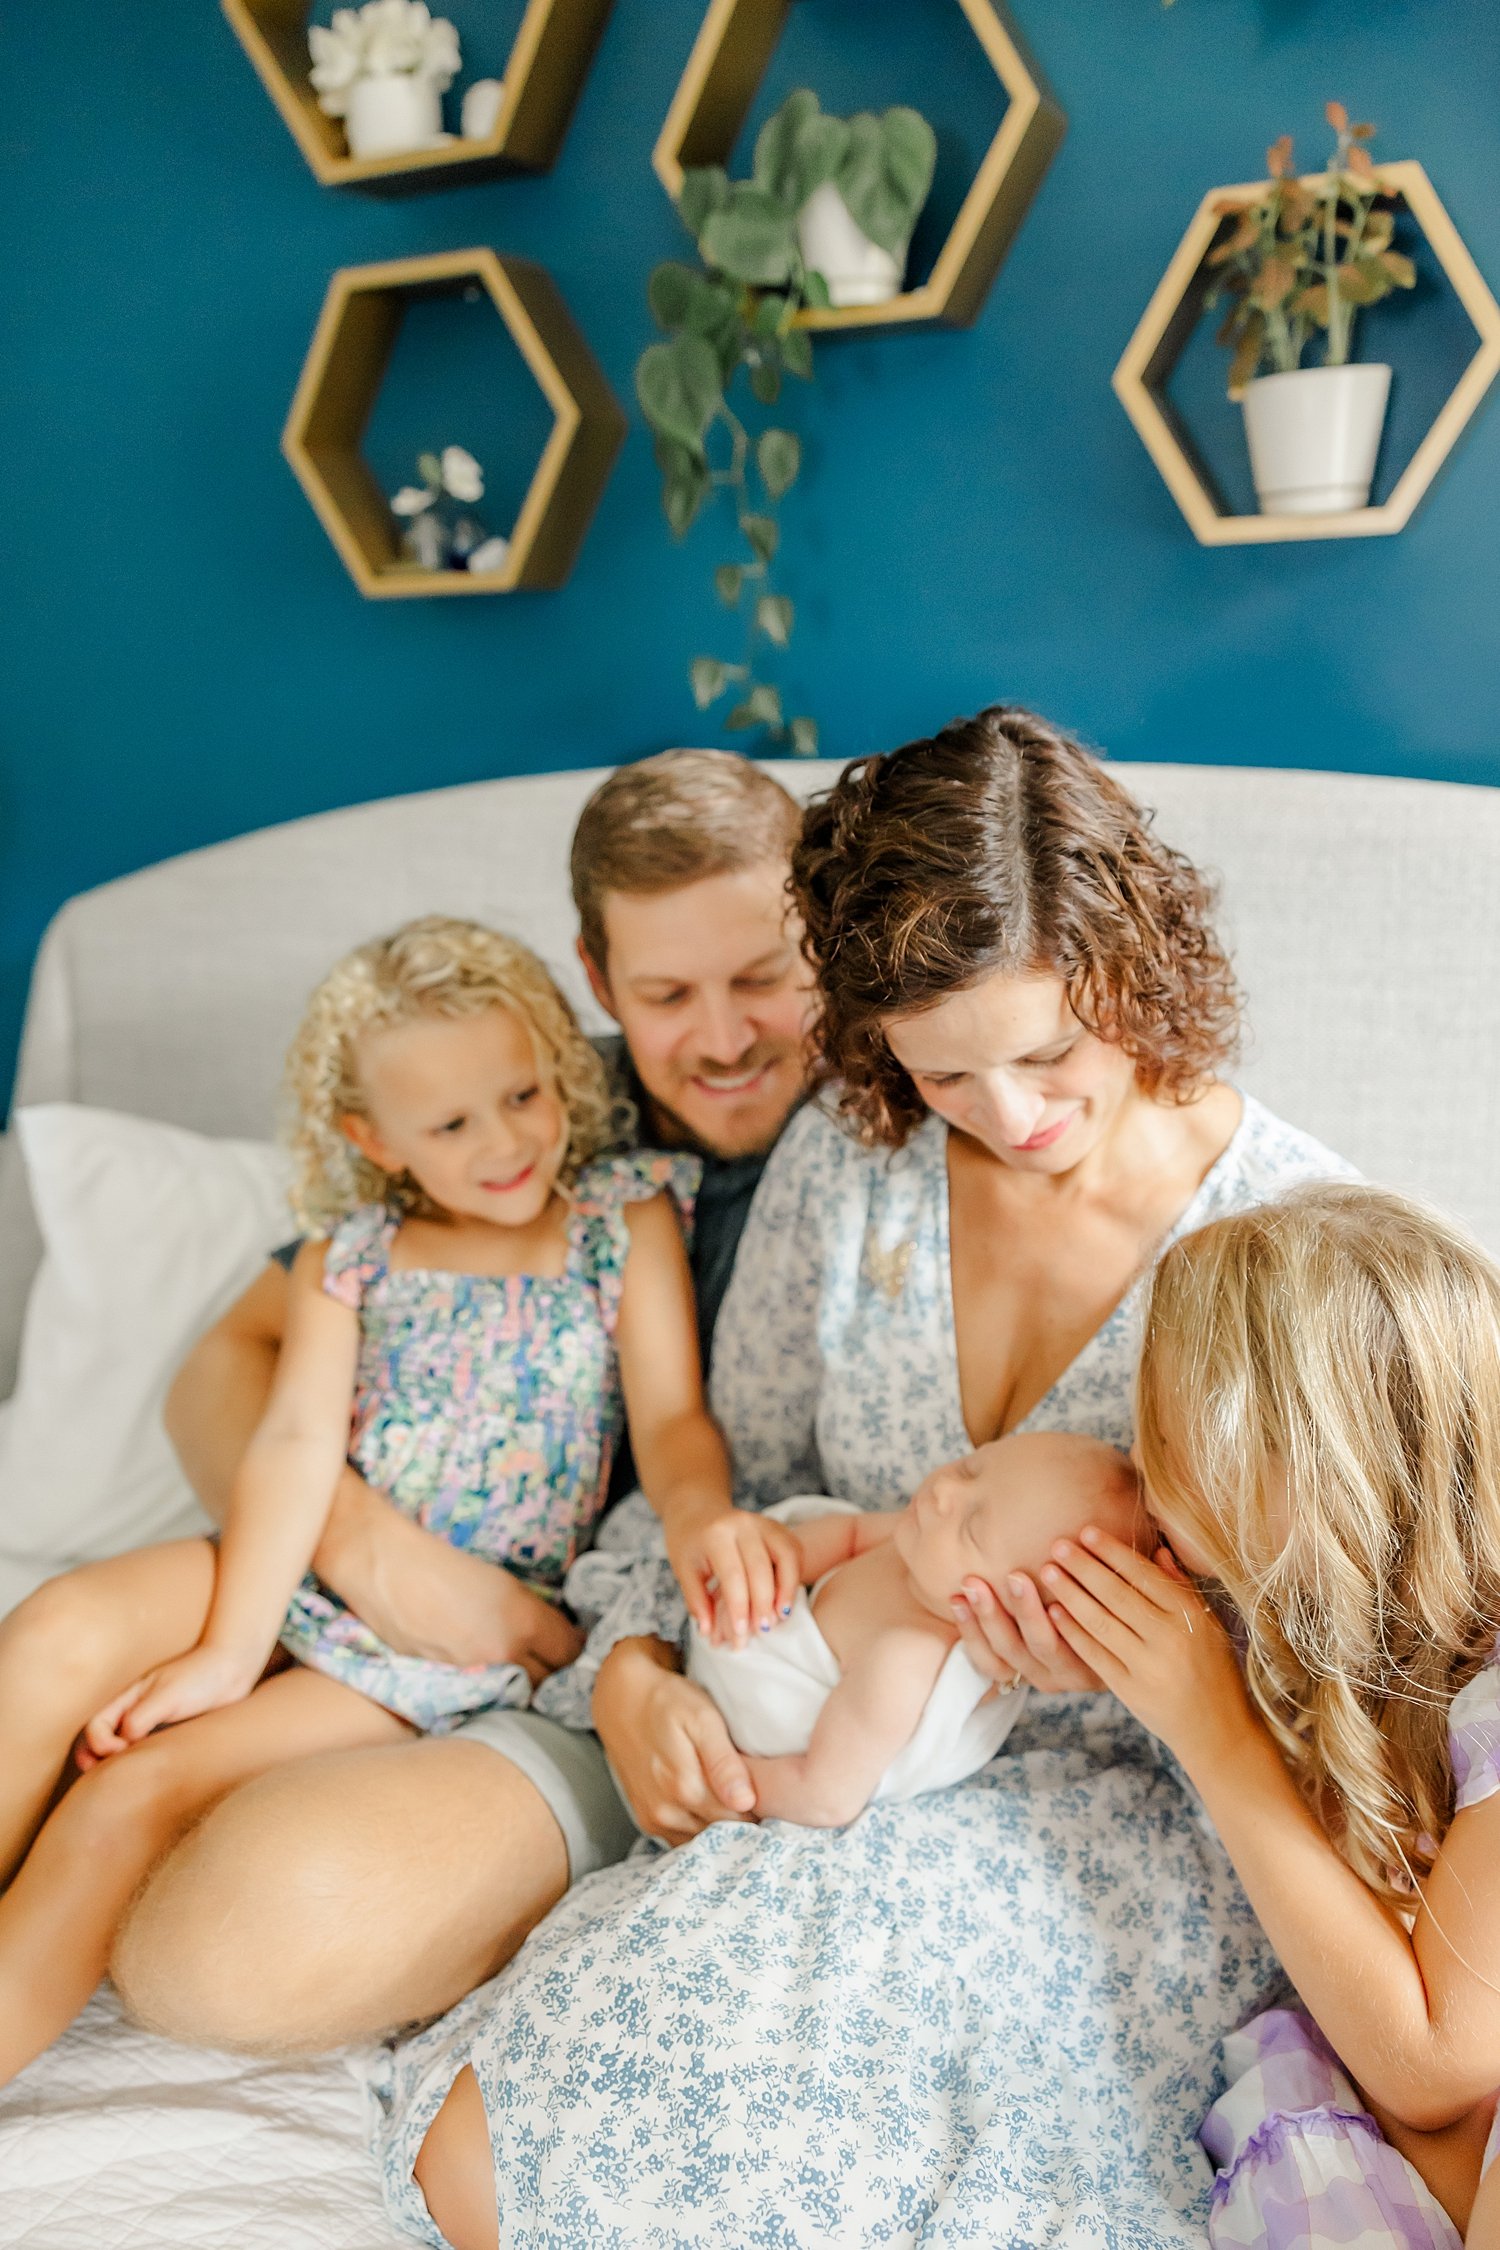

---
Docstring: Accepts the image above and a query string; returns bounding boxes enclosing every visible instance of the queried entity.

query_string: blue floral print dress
[276,1151,696,1732]
[369,1091,1361,2249]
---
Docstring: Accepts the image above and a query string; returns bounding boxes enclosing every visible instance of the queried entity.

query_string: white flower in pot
[389,446,493,572]
[1207,104,1417,515]
[754,90,938,310]
[308,0,461,162]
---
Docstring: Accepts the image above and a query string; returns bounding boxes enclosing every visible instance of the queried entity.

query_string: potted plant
[1206,103,1417,515]
[308,0,462,162]
[390,446,509,574]
[635,88,936,755]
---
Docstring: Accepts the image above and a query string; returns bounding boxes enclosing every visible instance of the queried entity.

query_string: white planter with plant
[308,0,461,161]
[634,88,936,754]
[1208,103,1416,515]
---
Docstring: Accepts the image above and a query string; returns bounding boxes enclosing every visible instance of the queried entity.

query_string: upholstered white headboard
[3,757,1498,1397]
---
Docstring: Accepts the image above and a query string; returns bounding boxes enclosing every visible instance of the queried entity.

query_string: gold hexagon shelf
[283,248,626,598]
[222,0,614,193]
[652,0,1065,333]
[1113,159,1500,546]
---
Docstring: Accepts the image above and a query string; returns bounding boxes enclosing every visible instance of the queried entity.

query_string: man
[111,751,811,2053]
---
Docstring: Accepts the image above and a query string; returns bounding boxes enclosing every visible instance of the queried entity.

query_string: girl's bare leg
[0,1663,409,2087]
[0,1540,218,1883]
[413,2065,499,2250]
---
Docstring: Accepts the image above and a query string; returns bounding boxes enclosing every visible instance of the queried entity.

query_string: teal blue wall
[3,0,1497,1100]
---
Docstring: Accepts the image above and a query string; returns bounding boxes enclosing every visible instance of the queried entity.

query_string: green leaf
[647,262,697,331]
[789,716,819,759]
[802,268,832,311]
[636,332,722,450]
[835,106,937,258]
[700,186,799,287]
[690,656,746,709]
[715,564,745,607]
[677,165,729,238]
[754,292,790,335]
[655,438,710,536]
[1381,249,1417,289]
[749,358,782,405]
[417,451,443,488]
[725,682,784,731]
[752,88,821,204]
[756,593,794,646]
[743,513,779,562]
[780,325,814,378]
[757,428,801,500]
[753,87,845,212]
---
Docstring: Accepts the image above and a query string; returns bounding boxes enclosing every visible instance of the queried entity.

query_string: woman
[371,708,1355,2249]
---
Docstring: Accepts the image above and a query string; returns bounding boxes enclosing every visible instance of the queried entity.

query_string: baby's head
[895,1431,1147,1617]
[285,916,615,1234]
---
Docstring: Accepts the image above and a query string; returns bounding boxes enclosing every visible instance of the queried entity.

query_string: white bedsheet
[0,1986,407,2249]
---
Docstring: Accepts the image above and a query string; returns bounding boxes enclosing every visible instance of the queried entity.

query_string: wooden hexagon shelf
[222,0,613,193]
[1113,160,1500,546]
[283,248,626,598]
[652,0,1064,333]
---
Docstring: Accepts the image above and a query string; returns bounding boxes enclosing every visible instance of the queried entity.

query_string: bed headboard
[3,756,1497,1395]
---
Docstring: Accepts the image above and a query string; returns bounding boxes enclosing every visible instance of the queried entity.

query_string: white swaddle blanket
[686,1495,1025,1803]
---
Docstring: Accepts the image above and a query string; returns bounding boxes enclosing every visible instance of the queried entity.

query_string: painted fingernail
[781,1603,793,1617]
[759,1620,771,1634]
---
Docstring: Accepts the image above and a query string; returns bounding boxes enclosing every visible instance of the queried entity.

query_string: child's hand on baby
[82,1644,265,1759]
[666,1502,801,1646]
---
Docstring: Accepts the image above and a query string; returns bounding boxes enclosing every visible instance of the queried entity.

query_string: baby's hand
[83,1644,263,1760]
[665,1501,801,1647]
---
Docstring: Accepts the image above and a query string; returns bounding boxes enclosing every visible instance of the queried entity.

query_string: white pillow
[0,1106,294,1599]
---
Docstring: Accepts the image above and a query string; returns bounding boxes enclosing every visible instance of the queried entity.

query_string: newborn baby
[687,1431,1144,1827]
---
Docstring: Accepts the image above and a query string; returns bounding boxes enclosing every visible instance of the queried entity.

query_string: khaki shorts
[452,1705,638,1882]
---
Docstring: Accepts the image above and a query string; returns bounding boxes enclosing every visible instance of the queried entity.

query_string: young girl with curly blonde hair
[1043,1182,1500,2248]
[0,915,754,2090]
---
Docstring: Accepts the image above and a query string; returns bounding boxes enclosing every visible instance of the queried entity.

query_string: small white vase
[460,77,505,140]
[344,71,443,160]
[1240,363,1392,516]
[796,181,904,309]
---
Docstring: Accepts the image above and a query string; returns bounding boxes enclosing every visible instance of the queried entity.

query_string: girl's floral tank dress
[276,1151,697,1732]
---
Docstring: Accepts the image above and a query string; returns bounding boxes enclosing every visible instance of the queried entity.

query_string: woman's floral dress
[276,1152,696,1732]
[370,1093,1355,2246]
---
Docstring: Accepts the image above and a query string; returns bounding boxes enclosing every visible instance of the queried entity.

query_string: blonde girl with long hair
[1041,1182,1500,2247]
[0,915,764,2091]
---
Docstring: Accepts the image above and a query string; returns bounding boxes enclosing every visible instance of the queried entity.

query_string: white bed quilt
[0,1986,407,2249]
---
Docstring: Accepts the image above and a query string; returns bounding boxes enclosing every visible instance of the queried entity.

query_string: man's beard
[643,1041,799,1158]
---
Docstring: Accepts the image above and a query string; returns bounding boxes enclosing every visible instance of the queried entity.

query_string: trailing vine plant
[1206,103,1416,395]
[636,91,936,757]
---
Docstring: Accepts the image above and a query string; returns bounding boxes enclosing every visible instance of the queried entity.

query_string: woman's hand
[950,1571,1104,1694]
[664,1500,801,1647]
[317,1471,583,1682]
[84,1644,263,1757]
[593,1636,757,1843]
[1039,1527,1252,1765]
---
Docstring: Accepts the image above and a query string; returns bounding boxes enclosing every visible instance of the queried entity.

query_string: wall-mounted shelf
[651,0,1064,334]
[282,248,626,598]
[1112,159,1500,546]
[222,0,614,193]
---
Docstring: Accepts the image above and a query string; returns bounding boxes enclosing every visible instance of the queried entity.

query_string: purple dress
[275,1152,696,1731]
[1202,1652,1500,2247]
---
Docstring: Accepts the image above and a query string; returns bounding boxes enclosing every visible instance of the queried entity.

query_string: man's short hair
[570,750,804,969]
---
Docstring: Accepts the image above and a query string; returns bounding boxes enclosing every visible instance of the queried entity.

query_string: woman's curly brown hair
[792,706,1242,1147]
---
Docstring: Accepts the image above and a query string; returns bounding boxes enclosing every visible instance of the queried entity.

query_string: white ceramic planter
[1241,362,1392,516]
[344,71,443,160]
[796,182,904,309]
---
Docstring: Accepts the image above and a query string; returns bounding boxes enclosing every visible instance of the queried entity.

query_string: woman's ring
[994,1671,1021,1695]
